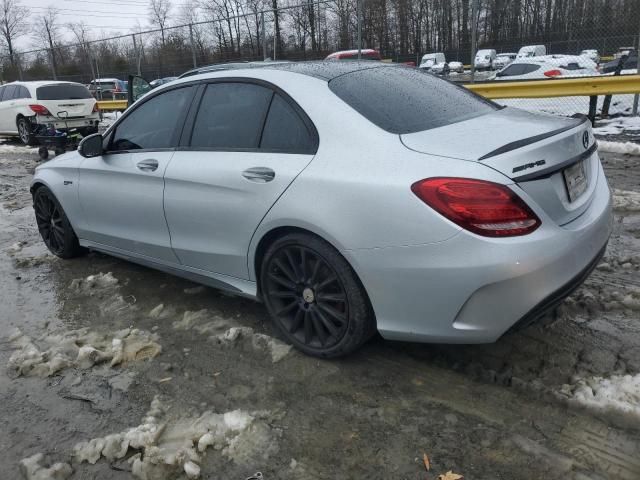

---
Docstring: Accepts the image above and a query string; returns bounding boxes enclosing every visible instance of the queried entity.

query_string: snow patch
[7,327,161,377]
[19,453,72,480]
[70,272,119,293]
[73,396,280,479]
[213,327,292,363]
[0,142,37,153]
[598,140,640,156]
[613,189,640,211]
[593,116,640,136]
[172,309,236,335]
[558,374,640,428]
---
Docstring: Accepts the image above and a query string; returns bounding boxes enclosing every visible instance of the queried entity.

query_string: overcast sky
[19,0,182,51]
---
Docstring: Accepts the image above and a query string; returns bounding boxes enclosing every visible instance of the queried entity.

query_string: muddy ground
[1,140,640,480]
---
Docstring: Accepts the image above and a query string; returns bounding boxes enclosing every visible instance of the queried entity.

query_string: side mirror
[78,133,104,158]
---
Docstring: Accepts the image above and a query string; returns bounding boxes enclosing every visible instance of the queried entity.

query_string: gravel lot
[1,139,639,480]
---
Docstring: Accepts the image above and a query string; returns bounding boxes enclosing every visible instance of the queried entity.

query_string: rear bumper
[36,115,100,130]
[343,162,612,344]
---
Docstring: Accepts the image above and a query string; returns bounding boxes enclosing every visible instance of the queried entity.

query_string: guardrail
[465,74,640,99]
[97,99,128,111]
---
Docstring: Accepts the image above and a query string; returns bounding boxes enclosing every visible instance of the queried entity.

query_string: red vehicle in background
[325,49,382,61]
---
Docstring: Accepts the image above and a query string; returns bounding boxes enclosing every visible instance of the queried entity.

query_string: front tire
[260,233,376,358]
[33,187,82,259]
[17,117,37,146]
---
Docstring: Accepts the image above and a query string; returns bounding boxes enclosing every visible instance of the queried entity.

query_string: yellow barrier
[97,100,128,111]
[465,74,640,99]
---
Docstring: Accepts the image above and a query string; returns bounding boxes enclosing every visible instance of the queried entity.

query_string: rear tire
[33,186,82,259]
[260,233,376,358]
[17,117,37,146]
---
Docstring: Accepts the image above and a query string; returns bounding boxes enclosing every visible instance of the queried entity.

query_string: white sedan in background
[493,53,517,70]
[448,61,464,73]
[494,55,599,81]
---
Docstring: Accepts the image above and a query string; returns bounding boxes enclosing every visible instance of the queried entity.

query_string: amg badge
[512,159,546,174]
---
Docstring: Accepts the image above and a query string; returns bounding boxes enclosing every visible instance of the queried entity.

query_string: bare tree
[0,0,28,66]
[68,21,95,80]
[149,0,172,47]
[32,7,60,79]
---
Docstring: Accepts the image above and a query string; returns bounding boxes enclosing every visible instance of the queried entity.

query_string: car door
[0,85,17,133]
[78,84,197,262]
[164,80,318,279]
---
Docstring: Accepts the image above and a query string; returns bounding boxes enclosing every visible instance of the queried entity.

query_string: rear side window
[260,94,315,153]
[497,63,540,76]
[329,66,497,134]
[110,86,195,151]
[37,84,91,100]
[1,85,16,101]
[190,83,272,149]
[16,86,30,99]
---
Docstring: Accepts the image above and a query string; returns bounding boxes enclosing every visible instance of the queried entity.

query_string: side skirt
[79,239,259,300]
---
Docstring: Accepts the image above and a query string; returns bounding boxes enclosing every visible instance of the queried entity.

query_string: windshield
[37,84,92,100]
[329,66,497,134]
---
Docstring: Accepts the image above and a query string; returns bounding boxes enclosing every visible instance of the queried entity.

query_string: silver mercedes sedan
[31,62,612,357]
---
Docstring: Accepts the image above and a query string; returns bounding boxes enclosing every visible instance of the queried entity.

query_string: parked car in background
[429,62,450,75]
[614,47,635,59]
[517,45,546,59]
[150,77,178,88]
[601,51,638,73]
[325,49,382,61]
[580,49,600,64]
[32,62,611,358]
[0,81,99,145]
[474,49,497,70]
[494,55,598,80]
[88,78,127,100]
[419,52,446,70]
[493,53,517,70]
[448,61,464,73]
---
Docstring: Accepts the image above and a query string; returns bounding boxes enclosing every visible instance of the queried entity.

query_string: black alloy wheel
[33,187,82,258]
[261,233,375,358]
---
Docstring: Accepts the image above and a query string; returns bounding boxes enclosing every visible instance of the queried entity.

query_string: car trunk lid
[401,107,598,226]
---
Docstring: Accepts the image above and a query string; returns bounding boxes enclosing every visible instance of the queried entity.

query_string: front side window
[110,86,195,151]
[190,83,272,149]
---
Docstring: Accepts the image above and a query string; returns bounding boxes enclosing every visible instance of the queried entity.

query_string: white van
[517,45,546,59]
[419,53,446,70]
[0,81,99,145]
[474,49,497,70]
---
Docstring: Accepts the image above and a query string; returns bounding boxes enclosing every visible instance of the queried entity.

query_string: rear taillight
[544,69,562,77]
[92,103,99,113]
[29,104,50,116]
[411,177,541,237]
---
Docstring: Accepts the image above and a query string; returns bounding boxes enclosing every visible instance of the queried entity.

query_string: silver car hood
[400,107,581,162]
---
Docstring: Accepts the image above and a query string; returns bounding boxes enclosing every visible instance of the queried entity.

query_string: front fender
[31,154,83,234]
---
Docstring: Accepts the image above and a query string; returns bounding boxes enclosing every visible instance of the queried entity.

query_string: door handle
[136,159,159,172]
[242,167,275,183]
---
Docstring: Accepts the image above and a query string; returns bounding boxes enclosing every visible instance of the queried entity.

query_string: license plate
[563,159,588,202]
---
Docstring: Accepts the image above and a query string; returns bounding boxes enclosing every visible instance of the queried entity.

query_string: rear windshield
[37,84,92,100]
[328,66,497,134]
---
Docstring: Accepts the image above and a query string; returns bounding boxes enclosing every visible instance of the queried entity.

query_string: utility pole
[470,0,478,82]
[132,34,142,76]
[633,28,640,116]
[357,0,362,59]
[189,24,197,68]
[262,12,267,60]
[273,10,277,60]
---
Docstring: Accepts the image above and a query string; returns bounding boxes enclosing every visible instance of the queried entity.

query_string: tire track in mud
[364,351,640,480]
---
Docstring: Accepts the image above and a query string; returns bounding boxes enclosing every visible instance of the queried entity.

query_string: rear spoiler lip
[478,115,589,161]
[512,142,597,182]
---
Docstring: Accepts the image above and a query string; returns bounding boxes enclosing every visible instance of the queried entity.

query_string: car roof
[1,80,87,91]
[179,61,291,78]
[261,61,400,80]
[511,54,592,65]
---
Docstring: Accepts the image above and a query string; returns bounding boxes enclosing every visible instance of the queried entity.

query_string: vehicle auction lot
[1,141,640,479]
